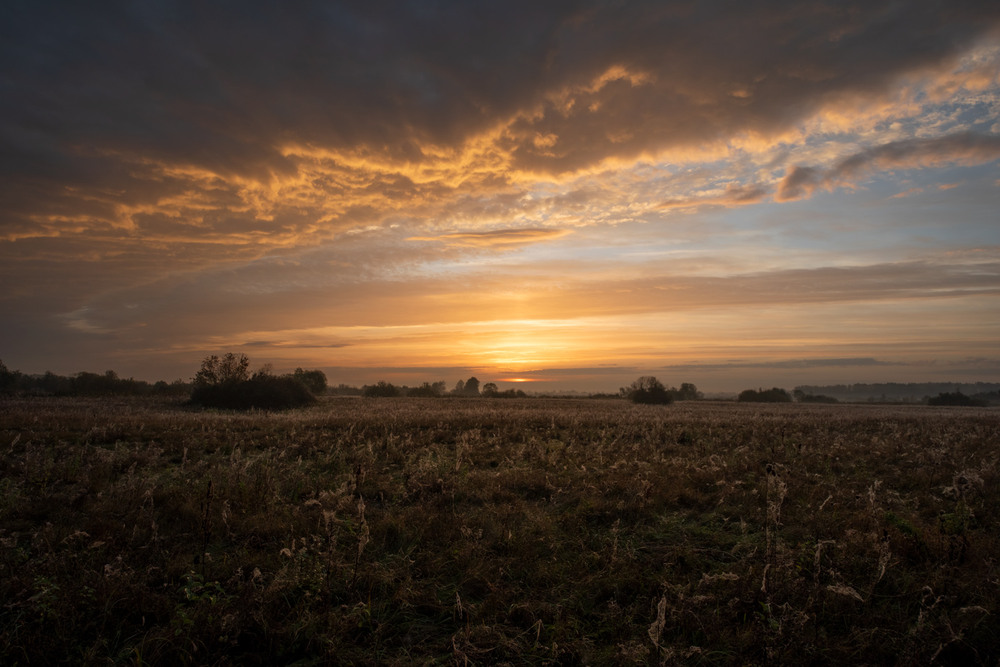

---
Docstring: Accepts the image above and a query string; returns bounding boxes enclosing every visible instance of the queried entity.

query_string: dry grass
[1,395,998,664]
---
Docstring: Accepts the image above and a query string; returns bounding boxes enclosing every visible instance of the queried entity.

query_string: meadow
[1,396,997,665]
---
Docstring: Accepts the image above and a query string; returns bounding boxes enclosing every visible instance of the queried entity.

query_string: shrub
[737,387,793,403]
[195,353,250,386]
[362,380,401,397]
[190,374,316,410]
[407,381,447,397]
[800,393,839,403]
[189,354,316,410]
[289,368,328,395]
[621,376,674,405]
[669,382,702,401]
[793,389,839,403]
[928,391,985,407]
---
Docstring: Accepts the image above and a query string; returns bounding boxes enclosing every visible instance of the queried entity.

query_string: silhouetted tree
[481,382,498,397]
[928,391,984,406]
[497,388,528,398]
[408,381,447,397]
[289,368,327,395]
[738,387,792,403]
[672,382,702,401]
[190,354,315,409]
[362,380,401,397]
[793,389,838,403]
[195,353,250,387]
[39,371,72,395]
[621,376,673,405]
[464,376,481,396]
[0,359,27,394]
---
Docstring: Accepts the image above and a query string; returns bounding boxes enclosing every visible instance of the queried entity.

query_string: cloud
[777,132,1000,200]
[3,1,998,230]
[890,187,924,199]
[2,1,999,385]
[776,166,825,201]
[47,250,999,354]
[407,228,571,248]
[831,132,1000,179]
[658,183,770,210]
[503,2,1000,174]
[659,357,899,373]
[243,340,350,349]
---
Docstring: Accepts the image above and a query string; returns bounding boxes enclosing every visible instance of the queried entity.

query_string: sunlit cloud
[407,228,571,248]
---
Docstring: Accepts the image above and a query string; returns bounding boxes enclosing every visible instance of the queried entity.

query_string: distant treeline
[619,378,702,404]
[355,377,529,399]
[738,387,793,403]
[0,360,191,397]
[795,382,1000,404]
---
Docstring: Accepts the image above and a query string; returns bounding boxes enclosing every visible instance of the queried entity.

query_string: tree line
[358,376,527,399]
[795,382,1000,403]
[6,356,988,408]
[619,377,702,404]
[0,359,191,397]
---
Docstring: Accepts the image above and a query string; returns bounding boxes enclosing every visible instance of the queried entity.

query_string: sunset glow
[1,2,998,392]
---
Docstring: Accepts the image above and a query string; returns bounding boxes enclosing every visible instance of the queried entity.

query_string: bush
[407,381,447,397]
[289,368,328,395]
[190,374,316,410]
[189,354,316,410]
[362,380,401,397]
[669,382,702,401]
[928,391,985,407]
[621,376,673,405]
[738,387,793,403]
[195,353,250,386]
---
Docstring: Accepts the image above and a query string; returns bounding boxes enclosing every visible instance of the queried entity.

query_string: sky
[1,1,999,394]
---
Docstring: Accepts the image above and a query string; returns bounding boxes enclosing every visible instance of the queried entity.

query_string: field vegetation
[1,396,998,664]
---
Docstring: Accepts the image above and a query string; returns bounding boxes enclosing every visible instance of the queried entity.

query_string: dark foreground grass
[1,396,998,665]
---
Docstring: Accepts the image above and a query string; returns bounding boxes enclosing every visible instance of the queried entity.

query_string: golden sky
[1,1,999,392]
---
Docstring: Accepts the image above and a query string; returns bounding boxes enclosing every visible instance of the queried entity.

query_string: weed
[0,396,997,663]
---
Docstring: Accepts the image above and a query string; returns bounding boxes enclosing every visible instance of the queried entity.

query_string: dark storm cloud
[2,0,998,224]
[504,0,1000,173]
[0,1,570,193]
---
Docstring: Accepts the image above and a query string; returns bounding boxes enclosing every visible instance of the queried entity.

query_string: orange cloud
[658,183,770,210]
[407,228,571,248]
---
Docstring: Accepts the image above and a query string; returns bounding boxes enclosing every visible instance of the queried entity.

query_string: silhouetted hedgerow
[189,354,316,410]
[928,391,986,407]
[288,367,328,395]
[0,359,191,397]
[362,380,401,397]
[738,387,793,403]
[621,376,674,404]
[190,375,316,410]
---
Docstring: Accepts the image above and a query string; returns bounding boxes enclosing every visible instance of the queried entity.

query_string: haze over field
[2,1,999,392]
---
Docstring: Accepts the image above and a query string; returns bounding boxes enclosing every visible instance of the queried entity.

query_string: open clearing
[1,396,998,664]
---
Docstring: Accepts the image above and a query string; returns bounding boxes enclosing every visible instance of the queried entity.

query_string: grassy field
[1,396,998,665]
